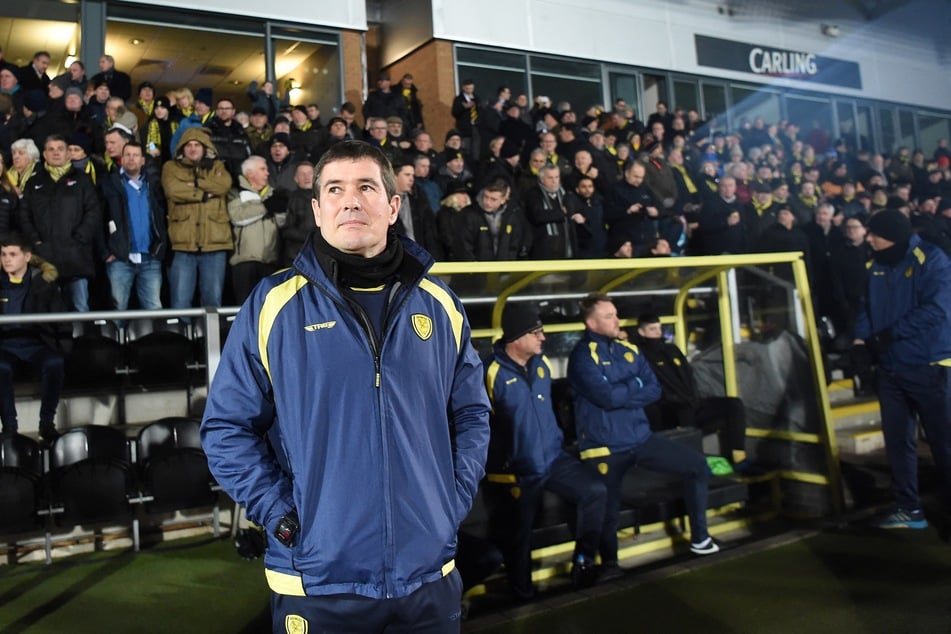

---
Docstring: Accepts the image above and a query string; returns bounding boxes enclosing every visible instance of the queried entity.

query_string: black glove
[233,526,266,559]
[850,343,873,372]
[263,193,288,216]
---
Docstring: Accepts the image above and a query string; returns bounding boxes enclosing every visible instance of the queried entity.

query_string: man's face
[195,101,211,116]
[395,166,414,193]
[481,189,507,213]
[378,78,392,92]
[816,206,833,228]
[576,179,595,199]
[341,110,355,124]
[291,110,307,127]
[414,133,433,153]
[509,326,545,358]
[98,55,112,72]
[67,145,86,161]
[387,120,403,137]
[574,151,592,172]
[294,164,315,190]
[34,55,50,74]
[270,142,290,163]
[719,178,736,199]
[306,105,320,120]
[121,145,145,175]
[250,112,267,130]
[65,94,83,113]
[529,154,546,171]
[586,301,620,339]
[245,160,269,190]
[69,62,84,80]
[624,164,645,187]
[462,82,475,96]
[0,69,17,91]
[183,139,205,163]
[778,209,795,230]
[216,101,235,123]
[540,168,560,191]
[445,136,462,150]
[369,120,387,141]
[540,135,556,153]
[414,159,430,179]
[845,220,866,244]
[105,99,121,120]
[588,133,605,150]
[312,158,399,258]
[139,86,154,102]
[43,140,69,168]
[446,156,464,175]
[651,122,664,138]
[95,84,110,102]
[104,132,127,159]
[801,182,815,197]
[1,245,31,278]
[329,120,347,139]
[637,322,663,340]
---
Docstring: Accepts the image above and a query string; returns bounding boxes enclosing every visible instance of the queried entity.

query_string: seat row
[0,417,220,564]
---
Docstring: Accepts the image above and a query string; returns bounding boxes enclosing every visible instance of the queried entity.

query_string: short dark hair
[43,134,67,149]
[483,178,510,195]
[340,101,357,115]
[0,232,32,252]
[579,293,612,322]
[123,141,144,154]
[637,313,661,327]
[312,140,396,203]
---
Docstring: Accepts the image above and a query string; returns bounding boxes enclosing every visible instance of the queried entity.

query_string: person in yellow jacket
[161,127,232,307]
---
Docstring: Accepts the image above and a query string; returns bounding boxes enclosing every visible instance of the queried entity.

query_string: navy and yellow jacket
[200,235,490,600]
[854,234,951,370]
[484,343,563,480]
[567,330,662,456]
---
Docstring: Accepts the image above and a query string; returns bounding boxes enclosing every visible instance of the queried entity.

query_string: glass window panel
[700,82,727,130]
[877,107,897,155]
[673,79,699,112]
[730,86,781,129]
[530,56,600,80]
[898,109,916,151]
[856,104,874,153]
[916,114,951,157]
[273,36,341,111]
[456,46,524,71]
[786,95,833,152]
[609,72,639,110]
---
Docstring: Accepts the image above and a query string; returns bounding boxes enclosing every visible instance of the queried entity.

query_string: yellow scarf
[799,193,818,208]
[671,163,697,194]
[7,162,34,190]
[138,99,154,117]
[753,195,773,216]
[82,160,97,185]
[296,119,312,132]
[45,163,71,182]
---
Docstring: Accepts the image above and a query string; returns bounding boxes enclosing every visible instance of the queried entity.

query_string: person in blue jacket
[567,293,719,572]
[201,140,490,633]
[483,303,607,599]
[853,209,951,531]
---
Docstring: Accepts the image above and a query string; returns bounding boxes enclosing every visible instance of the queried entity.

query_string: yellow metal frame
[431,253,844,516]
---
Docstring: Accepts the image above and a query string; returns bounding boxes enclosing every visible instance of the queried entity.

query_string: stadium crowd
[2,53,950,319]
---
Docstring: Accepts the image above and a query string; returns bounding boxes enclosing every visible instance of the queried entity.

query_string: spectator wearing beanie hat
[484,302,608,598]
[854,207,951,531]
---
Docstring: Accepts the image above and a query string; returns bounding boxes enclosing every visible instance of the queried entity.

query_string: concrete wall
[130,0,367,31]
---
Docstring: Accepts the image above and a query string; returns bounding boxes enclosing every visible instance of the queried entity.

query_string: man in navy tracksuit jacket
[854,210,951,530]
[567,294,718,566]
[201,141,490,633]
[483,304,606,599]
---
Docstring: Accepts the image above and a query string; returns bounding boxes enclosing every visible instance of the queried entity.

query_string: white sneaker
[689,536,721,555]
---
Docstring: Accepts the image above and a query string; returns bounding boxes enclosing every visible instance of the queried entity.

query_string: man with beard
[564,175,607,258]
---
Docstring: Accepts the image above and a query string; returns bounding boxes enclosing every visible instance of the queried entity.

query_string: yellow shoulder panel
[419,278,463,353]
[258,275,310,382]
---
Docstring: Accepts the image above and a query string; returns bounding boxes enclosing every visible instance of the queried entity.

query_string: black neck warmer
[871,239,909,267]
[311,229,404,288]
